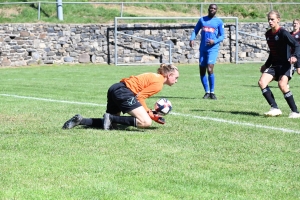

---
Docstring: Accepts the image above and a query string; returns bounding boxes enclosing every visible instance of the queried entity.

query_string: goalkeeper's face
[165,70,179,86]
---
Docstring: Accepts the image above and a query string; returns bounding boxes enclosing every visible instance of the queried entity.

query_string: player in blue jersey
[258,11,300,118]
[189,4,225,100]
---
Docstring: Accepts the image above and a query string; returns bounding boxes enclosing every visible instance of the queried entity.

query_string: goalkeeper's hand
[147,110,165,125]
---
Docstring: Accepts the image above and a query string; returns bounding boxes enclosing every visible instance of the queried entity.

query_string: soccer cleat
[103,113,112,130]
[264,108,282,117]
[288,112,300,118]
[203,93,211,99]
[62,114,83,129]
[210,93,217,100]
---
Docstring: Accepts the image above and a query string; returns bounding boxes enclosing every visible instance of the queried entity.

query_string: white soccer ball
[154,98,172,116]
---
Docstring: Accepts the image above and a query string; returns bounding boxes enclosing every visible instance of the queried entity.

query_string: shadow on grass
[214,110,260,116]
[191,109,260,116]
[245,85,277,88]
[245,84,300,89]
[77,125,158,131]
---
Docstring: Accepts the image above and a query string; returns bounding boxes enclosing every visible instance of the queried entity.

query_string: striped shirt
[265,27,300,67]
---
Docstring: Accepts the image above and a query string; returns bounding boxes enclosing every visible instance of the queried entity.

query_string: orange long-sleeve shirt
[120,72,165,111]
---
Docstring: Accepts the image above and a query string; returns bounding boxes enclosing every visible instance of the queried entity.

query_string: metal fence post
[236,17,239,64]
[169,40,172,64]
[200,3,203,17]
[120,2,123,17]
[114,17,118,65]
[38,1,41,20]
[57,0,63,20]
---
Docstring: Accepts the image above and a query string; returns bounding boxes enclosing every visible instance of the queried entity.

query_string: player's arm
[136,82,163,112]
[213,20,225,44]
[138,82,165,124]
[294,59,300,75]
[284,30,300,63]
[137,93,165,125]
[264,32,272,69]
[189,19,202,47]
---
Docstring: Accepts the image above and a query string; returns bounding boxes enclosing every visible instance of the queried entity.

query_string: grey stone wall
[0,22,293,67]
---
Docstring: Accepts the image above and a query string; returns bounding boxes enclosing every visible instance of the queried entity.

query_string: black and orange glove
[147,110,165,125]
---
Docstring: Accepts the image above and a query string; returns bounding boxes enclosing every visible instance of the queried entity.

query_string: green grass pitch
[1,63,300,199]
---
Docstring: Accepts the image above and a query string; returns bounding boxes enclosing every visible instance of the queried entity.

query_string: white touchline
[1,93,299,134]
[171,112,300,134]
[0,94,106,107]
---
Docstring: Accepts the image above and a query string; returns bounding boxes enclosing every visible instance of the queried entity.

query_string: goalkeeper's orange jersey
[120,72,165,111]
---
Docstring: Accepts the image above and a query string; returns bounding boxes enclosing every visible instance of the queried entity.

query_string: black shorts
[264,65,294,81]
[106,82,142,114]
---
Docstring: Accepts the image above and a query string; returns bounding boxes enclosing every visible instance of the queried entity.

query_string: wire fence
[1,1,300,21]
[114,16,239,65]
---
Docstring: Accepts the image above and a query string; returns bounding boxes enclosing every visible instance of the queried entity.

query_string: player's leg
[103,106,151,130]
[258,68,281,116]
[86,82,124,129]
[79,112,121,129]
[62,114,109,129]
[62,83,124,130]
[127,107,152,128]
[278,70,300,118]
[102,82,141,130]
[199,50,210,98]
[207,49,219,100]
[200,66,210,98]
[207,63,216,99]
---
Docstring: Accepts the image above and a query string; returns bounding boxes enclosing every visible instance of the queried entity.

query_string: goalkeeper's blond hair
[157,63,178,77]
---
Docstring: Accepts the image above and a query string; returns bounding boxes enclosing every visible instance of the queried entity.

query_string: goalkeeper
[62,63,179,130]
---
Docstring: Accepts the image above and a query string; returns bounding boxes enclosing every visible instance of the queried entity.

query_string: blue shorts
[106,82,142,114]
[199,49,218,67]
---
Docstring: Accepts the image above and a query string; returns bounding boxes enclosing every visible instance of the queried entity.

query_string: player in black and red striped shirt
[258,11,300,118]
[290,19,300,75]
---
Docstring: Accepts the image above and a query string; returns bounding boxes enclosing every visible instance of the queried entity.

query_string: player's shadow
[214,110,260,116]
[245,84,300,89]
[245,85,277,88]
[191,109,260,116]
[78,125,158,131]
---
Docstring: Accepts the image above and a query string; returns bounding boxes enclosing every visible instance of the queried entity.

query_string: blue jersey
[190,16,225,51]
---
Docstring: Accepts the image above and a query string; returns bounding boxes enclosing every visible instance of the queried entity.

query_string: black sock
[284,91,299,113]
[79,118,92,126]
[79,118,103,128]
[110,115,137,127]
[91,118,103,128]
[262,86,278,108]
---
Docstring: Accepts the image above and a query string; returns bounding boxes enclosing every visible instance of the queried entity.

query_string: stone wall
[0,22,293,67]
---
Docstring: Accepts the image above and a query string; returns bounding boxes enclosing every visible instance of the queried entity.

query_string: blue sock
[200,75,209,93]
[208,73,215,93]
